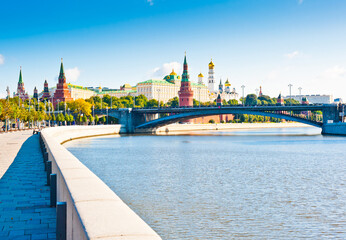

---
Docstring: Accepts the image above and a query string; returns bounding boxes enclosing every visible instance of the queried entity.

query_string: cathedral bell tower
[208,59,215,93]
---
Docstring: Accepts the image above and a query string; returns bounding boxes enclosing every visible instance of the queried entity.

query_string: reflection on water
[65,127,346,239]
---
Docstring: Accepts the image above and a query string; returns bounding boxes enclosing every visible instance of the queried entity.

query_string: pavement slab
[0,133,56,239]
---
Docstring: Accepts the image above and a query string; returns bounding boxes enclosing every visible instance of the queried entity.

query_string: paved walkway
[0,131,33,179]
[0,132,56,240]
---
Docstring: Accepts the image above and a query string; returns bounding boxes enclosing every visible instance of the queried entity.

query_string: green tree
[245,94,258,106]
[89,115,94,124]
[102,116,106,124]
[69,114,74,124]
[82,115,88,124]
[228,99,239,105]
[239,114,249,122]
[147,99,158,108]
[135,95,148,108]
[95,115,99,124]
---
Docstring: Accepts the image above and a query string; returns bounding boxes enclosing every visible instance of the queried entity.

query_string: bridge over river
[95,104,346,135]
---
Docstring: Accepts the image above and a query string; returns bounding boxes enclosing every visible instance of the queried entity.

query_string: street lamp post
[157,89,161,108]
[101,96,103,110]
[92,105,95,125]
[57,99,60,113]
[241,85,245,106]
[198,87,201,107]
[48,100,51,127]
[29,97,33,129]
[288,84,293,106]
[64,102,67,126]
[106,107,109,125]
[298,87,302,104]
[44,100,47,127]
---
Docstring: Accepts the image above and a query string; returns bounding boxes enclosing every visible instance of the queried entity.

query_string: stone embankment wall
[41,125,161,240]
[322,123,346,136]
[154,122,311,133]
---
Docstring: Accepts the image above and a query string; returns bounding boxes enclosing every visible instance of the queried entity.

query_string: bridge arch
[135,109,323,129]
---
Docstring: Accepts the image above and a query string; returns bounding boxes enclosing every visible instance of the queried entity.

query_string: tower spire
[182,52,189,82]
[58,58,66,84]
[18,67,23,84]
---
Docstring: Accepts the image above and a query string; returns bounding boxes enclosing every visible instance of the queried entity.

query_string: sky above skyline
[1,0,346,100]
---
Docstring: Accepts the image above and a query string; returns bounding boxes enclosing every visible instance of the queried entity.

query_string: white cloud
[284,51,300,59]
[149,62,182,78]
[298,0,303,4]
[65,67,81,82]
[147,0,154,6]
[0,54,4,65]
[322,65,346,79]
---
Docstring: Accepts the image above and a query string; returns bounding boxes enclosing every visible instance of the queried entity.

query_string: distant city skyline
[1,0,345,100]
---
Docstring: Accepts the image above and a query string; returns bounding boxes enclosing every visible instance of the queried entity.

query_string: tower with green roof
[178,53,193,107]
[53,58,73,106]
[15,66,29,101]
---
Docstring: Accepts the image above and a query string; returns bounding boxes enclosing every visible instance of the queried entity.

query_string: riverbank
[154,122,312,133]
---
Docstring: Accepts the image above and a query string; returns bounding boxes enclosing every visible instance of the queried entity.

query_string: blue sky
[1,0,346,100]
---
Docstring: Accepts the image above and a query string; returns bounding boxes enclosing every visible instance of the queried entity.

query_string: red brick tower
[276,93,284,106]
[41,80,51,100]
[259,86,263,97]
[53,59,73,106]
[14,67,29,101]
[33,87,38,100]
[178,53,193,107]
[216,94,222,106]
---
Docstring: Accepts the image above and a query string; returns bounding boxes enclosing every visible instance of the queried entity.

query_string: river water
[65,127,346,239]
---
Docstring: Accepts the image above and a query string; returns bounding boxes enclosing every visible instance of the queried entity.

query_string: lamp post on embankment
[241,85,245,106]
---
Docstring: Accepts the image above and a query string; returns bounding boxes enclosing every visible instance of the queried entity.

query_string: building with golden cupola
[208,59,215,93]
[135,68,209,103]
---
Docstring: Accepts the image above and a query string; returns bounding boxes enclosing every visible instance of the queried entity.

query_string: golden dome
[170,69,177,75]
[198,73,204,78]
[225,79,231,87]
[209,59,215,69]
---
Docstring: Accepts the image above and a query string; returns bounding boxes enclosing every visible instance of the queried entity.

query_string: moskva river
[65,127,346,239]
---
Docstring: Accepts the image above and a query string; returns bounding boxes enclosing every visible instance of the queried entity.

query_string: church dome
[198,73,204,78]
[170,69,177,75]
[225,79,231,87]
[209,59,215,69]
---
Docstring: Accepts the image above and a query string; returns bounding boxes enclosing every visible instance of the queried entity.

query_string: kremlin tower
[178,53,193,107]
[208,59,215,93]
[33,87,38,100]
[41,80,51,100]
[216,94,222,106]
[302,97,309,105]
[259,86,263,97]
[277,93,284,106]
[14,67,29,101]
[53,59,73,106]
